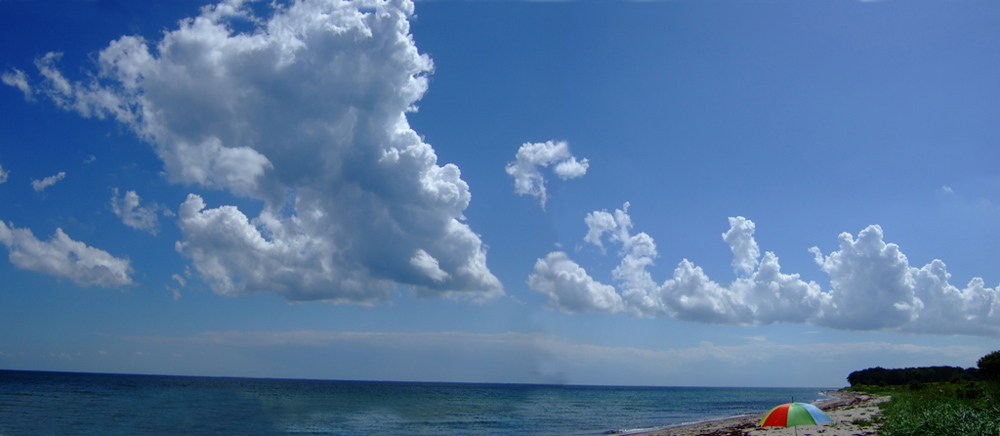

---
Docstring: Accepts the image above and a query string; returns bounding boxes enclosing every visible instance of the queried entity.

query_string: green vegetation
[876,383,1000,436]
[849,350,1000,436]
[847,365,979,386]
[851,417,876,427]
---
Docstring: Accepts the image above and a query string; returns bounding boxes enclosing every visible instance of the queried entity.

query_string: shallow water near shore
[0,370,833,436]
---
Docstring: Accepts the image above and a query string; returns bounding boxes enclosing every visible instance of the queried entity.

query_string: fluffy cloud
[812,226,1000,336]
[908,264,1000,336]
[27,0,501,303]
[660,253,827,326]
[1,68,32,101]
[811,226,920,330]
[110,188,164,235]
[583,203,665,318]
[540,203,1000,336]
[0,161,8,184]
[722,217,760,275]
[529,251,623,313]
[0,221,132,288]
[506,140,589,210]
[31,171,65,192]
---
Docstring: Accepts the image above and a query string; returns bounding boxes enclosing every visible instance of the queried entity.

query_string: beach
[630,390,889,436]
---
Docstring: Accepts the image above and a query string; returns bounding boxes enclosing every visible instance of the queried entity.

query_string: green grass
[853,381,1000,436]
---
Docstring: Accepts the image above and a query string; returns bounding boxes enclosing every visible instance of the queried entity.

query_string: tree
[978,350,1000,382]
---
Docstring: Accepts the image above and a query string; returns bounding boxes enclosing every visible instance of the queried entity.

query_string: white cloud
[583,203,666,318]
[410,249,450,283]
[0,161,8,184]
[657,216,829,325]
[28,0,502,303]
[175,193,389,302]
[583,204,632,249]
[907,262,1000,336]
[2,68,32,101]
[31,171,65,192]
[660,252,828,326]
[110,188,163,235]
[812,226,1000,336]
[528,251,623,313]
[722,216,759,275]
[0,221,133,288]
[505,140,589,210]
[167,285,183,301]
[562,204,1000,336]
[172,273,187,287]
[811,226,921,330]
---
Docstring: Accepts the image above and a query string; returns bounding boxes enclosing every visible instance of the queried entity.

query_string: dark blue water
[0,370,831,435]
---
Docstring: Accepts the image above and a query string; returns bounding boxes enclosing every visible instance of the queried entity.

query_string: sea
[0,370,833,436]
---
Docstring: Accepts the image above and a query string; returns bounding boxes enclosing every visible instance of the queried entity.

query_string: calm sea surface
[0,370,832,436]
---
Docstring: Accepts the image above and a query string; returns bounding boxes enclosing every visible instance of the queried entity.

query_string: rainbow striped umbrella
[759,402,831,435]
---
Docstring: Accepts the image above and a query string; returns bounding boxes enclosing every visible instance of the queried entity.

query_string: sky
[1,0,1000,388]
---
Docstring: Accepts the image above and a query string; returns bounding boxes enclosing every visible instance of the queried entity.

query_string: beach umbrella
[759,402,831,435]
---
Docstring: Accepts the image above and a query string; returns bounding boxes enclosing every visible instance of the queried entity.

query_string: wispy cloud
[119,329,985,385]
[1,68,32,101]
[110,188,164,235]
[50,352,72,360]
[31,171,65,192]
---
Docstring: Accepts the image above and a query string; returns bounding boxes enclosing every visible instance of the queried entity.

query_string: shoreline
[623,389,889,436]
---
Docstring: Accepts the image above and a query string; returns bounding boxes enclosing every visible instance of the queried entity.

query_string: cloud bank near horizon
[530,203,1000,337]
[4,0,502,303]
[116,327,987,385]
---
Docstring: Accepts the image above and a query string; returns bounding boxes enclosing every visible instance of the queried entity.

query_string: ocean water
[0,370,831,436]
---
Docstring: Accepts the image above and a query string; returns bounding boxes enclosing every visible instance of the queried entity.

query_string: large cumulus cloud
[812,226,1000,336]
[16,0,502,302]
[529,203,1000,337]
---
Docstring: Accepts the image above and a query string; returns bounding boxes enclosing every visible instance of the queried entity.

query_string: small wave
[603,425,672,435]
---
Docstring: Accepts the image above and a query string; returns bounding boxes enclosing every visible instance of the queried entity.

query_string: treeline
[847,366,980,387]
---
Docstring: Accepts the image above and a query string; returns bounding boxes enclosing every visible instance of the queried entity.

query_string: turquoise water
[0,370,832,435]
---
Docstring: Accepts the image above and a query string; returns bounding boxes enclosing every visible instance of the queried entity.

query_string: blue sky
[1,0,1000,388]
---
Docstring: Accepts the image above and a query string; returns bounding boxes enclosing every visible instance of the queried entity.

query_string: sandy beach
[628,390,890,436]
